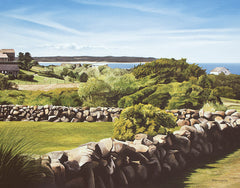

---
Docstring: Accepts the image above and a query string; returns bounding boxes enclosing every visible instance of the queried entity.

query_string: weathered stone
[214,116,224,123]
[190,119,200,126]
[61,116,70,122]
[82,106,90,111]
[51,162,65,186]
[83,110,90,117]
[13,110,19,115]
[232,112,240,118]
[86,116,94,122]
[225,109,237,116]
[74,112,82,119]
[45,108,49,115]
[204,111,212,119]
[177,119,190,127]
[71,118,80,123]
[48,116,57,122]
[44,105,49,109]
[218,123,228,131]
[213,111,225,117]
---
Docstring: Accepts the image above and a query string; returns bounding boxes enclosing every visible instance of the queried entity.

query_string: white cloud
[1,9,89,36]
[72,0,179,15]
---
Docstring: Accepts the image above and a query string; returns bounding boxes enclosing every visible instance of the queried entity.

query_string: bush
[18,74,34,81]
[0,128,49,188]
[113,104,177,141]
[0,73,16,90]
[78,72,88,82]
[118,86,157,108]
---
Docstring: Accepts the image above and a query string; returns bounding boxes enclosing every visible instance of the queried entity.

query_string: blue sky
[0,0,240,62]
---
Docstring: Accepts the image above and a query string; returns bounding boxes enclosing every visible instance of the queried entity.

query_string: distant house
[0,53,8,62]
[0,49,19,77]
[0,49,15,61]
[0,62,19,77]
[210,67,231,75]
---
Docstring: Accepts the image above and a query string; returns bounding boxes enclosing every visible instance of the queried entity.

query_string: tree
[18,52,35,71]
[78,72,88,82]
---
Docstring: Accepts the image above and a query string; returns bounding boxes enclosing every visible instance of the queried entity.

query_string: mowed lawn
[184,149,240,188]
[222,97,240,112]
[0,122,113,155]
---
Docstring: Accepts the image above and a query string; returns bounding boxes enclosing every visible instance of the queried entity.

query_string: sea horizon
[39,61,240,75]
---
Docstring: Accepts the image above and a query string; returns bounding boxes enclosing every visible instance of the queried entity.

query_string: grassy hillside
[0,121,114,154]
[13,69,72,85]
[0,88,81,106]
[184,149,240,187]
[221,97,240,112]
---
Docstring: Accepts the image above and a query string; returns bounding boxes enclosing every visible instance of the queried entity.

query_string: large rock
[177,119,190,127]
[48,116,57,122]
[225,109,237,116]
[86,116,94,122]
[232,112,240,118]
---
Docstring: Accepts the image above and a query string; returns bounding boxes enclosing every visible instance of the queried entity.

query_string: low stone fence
[36,109,240,188]
[0,105,122,122]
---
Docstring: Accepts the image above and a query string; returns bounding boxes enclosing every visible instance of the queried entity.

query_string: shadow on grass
[136,147,240,188]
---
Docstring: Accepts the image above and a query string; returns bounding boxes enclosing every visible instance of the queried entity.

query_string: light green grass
[221,97,240,112]
[13,67,74,85]
[185,149,240,188]
[0,122,114,155]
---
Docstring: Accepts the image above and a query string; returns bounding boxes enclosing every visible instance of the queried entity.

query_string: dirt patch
[18,83,79,91]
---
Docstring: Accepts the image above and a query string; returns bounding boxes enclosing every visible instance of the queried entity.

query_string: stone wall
[36,109,240,188]
[0,105,122,122]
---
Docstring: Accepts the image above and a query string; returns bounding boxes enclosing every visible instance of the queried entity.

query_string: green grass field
[184,149,240,187]
[221,97,240,112]
[0,121,113,155]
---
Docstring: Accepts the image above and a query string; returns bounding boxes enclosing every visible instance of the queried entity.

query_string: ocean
[39,62,240,75]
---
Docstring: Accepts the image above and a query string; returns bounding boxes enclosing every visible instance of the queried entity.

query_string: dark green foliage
[0,73,16,90]
[210,74,240,99]
[0,128,50,188]
[118,86,157,108]
[18,52,35,71]
[60,67,69,77]
[133,58,206,82]
[68,71,76,79]
[18,74,34,81]
[51,89,82,106]
[113,104,177,140]
[78,72,88,82]
[143,90,171,109]
[197,75,213,88]
[39,67,63,79]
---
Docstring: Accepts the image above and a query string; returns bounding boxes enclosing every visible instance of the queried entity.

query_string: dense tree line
[132,58,206,83]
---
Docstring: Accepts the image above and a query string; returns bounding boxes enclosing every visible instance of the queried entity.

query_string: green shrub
[118,86,157,108]
[0,73,16,90]
[0,128,49,188]
[113,104,177,141]
[18,74,34,81]
[78,72,88,82]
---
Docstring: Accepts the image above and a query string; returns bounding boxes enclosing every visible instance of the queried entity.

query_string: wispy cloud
[1,8,89,36]
[72,0,180,16]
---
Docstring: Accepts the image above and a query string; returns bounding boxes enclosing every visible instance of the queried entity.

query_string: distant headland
[33,56,156,63]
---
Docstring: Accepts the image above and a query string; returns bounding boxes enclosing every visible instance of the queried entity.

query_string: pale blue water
[39,62,240,75]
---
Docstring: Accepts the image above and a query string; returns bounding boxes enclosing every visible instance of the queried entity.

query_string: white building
[210,67,231,75]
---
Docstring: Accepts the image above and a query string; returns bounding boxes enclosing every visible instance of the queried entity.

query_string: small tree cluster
[113,104,177,141]
[18,52,38,70]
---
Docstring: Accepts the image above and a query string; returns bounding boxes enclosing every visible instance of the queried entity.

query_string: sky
[0,0,240,63]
